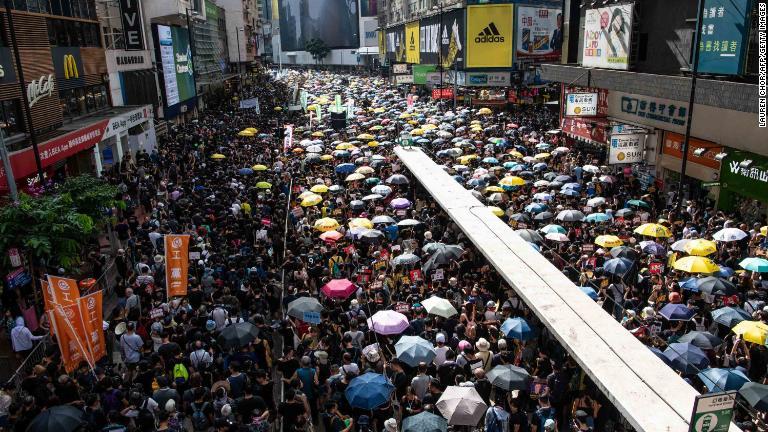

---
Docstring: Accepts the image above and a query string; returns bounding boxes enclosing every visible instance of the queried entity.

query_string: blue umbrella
[500,317,534,341]
[402,411,448,432]
[641,241,666,256]
[532,162,548,171]
[712,306,752,328]
[585,213,611,223]
[740,257,768,273]
[659,303,695,321]
[554,175,572,182]
[716,266,735,278]
[678,277,699,292]
[527,242,541,252]
[467,178,487,187]
[579,286,598,300]
[561,182,582,190]
[503,161,518,169]
[698,368,750,392]
[238,168,254,175]
[482,157,499,164]
[649,346,672,367]
[539,224,566,234]
[663,343,710,375]
[335,163,356,174]
[508,164,525,172]
[603,258,634,276]
[525,203,548,214]
[560,189,580,197]
[452,175,465,183]
[345,372,395,410]
[395,336,437,367]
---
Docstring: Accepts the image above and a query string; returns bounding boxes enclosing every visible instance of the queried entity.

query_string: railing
[5,336,51,395]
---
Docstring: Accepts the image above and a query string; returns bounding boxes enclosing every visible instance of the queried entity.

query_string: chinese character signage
[516,6,562,60]
[582,5,633,69]
[565,93,598,116]
[689,391,736,432]
[564,85,608,116]
[561,117,609,144]
[619,94,688,127]
[608,133,645,164]
[165,234,190,297]
[720,150,768,203]
[662,132,722,170]
[78,290,106,362]
[697,0,751,75]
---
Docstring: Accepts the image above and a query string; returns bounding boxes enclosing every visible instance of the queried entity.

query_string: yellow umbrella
[457,155,478,165]
[422,124,438,130]
[349,218,373,229]
[298,191,317,200]
[470,120,481,125]
[373,107,385,113]
[252,164,268,171]
[761,226,767,236]
[509,150,524,158]
[307,104,318,111]
[336,143,353,150]
[320,154,333,161]
[367,141,380,148]
[356,166,375,175]
[238,130,255,137]
[484,186,505,194]
[477,107,493,115]
[684,239,717,256]
[534,153,551,159]
[274,106,283,111]
[311,131,325,137]
[732,321,768,344]
[499,176,526,187]
[488,206,505,217]
[357,133,374,140]
[634,223,672,238]
[310,184,329,194]
[256,181,272,189]
[399,112,412,119]
[672,256,720,274]
[407,120,419,126]
[595,235,624,248]
[300,194,323,207]
[314,218,340,232]
[210,153,226,160]
[245,127,258,133]
[411,129,424,136]
[345,173,365,182]
[369,125,383,131]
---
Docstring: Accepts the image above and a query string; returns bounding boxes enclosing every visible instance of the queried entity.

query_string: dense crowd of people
[2,67,768,432]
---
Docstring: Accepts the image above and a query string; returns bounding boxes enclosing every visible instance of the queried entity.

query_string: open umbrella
[321,279,357,299]
[609,246,640,261]
[397,218,422,227]
[695,277,737,296]
[390,198,412,209]
[712,306,751,328]
[698,368,750,392]
[436,386,488,426]
[684,239,718,256]
[395,336,437,367]
[595,235,623,248]
[26,405,85,432]
[673,256,719,274]
[556,209,585,222]
[603,258,634,276]
[546,233,569,242]
[392,253,421,266]
[500,317,534,340]
[371,215,396,224]
[368,310,410,335]
[319,230,343,242]
[739,382,768,411]
[585,213,611,223]
[663,342,710,375]
[579,286,599,300]
[634,223,671,238]
[238,168,254,175]
[540,224,566,234]
[314,217,340,232]
[486,364,532,391]
[713,227,747,242]
[286,297,323,320]
[402,411,447,432]
[740,257,768,273]
[345,372,395,410]
[217,322,260,350]
[659,303,695,321]
[386,174,410,185]
[732,320,768,344]
[515,229,544,243]
[678,331,723,350]
[421,296,458,318]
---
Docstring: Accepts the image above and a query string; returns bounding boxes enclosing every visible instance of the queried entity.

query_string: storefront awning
[561,116,610,146]
[357,47,379,55]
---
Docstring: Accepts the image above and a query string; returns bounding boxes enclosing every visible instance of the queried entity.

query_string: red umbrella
[322,278,357,299]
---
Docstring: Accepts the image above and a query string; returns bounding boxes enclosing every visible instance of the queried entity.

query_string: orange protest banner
[40,280,55,335]
[165,234,190,297]
[47,276,80,306]
[78,290,106,362]
[50,303,93,373]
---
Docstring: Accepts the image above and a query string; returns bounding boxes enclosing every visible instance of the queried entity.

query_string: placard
[649,262,664,275]
[302,311,322,324]
[432,269,444,281]
[582,243,595,253]
[409,269,423,282]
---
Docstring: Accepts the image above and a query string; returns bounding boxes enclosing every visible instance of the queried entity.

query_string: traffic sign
[689,391,736,432]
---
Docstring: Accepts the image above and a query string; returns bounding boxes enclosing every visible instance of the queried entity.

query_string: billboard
[419,9,465,69]
[386,25,406,62]
[608,133,645,164]
[565,92,598,116]
[362,17,378,47]
[51,47,85,89]
[467,4,513,68]
[278,0,360,51]
[119,0,145,50]
[697,0,751,75]
[155,25,196,108]
[582,5,633,69]
[405,22,420,64]
[516,6,562,60]
[360,0,377,17]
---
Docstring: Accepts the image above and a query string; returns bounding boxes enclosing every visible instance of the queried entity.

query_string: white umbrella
[371,215,396,224]
[436,386,487,426]
[421,296,458,318]
[713,228,748,242]
[533,180,550,187]
[582,164,600,173]
[306,145,324,153]
[587,197,606,207]
[362,194,384,201]
[671,239,692,252]
[397,218,422,227]
[545,232,569,242]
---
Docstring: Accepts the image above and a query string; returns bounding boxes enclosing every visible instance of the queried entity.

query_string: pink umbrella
[368,310,410,335]
[321,278,357,299]
[319,230,343,242]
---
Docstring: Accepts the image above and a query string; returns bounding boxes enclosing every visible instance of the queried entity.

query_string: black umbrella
[422,244,464,272]
[695,276,737,296]
[610,246,640,261]
[615,208,634,218]
[515,229,543,243]
[217,321,260,350]
[533,211,554,221]
[677,331,724,350]
[27,405,84,432]
[510,213,530,222]
[740,382,768,411]
[486,364,532,391]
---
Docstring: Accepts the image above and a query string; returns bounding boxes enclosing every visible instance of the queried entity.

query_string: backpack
[173,363,189,384]
[191,402,210,431]
[136,399,156,429]
[486,407,507,432]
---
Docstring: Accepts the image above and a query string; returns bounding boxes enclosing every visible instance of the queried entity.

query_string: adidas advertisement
[419,9,465,68]
[385,25,405,63]
[405,22,420,64]
[467,4,513,68]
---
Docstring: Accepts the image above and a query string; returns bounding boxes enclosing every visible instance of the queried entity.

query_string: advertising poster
[582,5,633,69]
[405,21,420,64]
[565,92,599,116]
[412,65,436,85]
[516,6,562,60]
[419,14,440,65]
[278,0,360,50]
[360,0,377,17]
[697,0,751,75]
[467,4,513,68]
[386,25,405,63]
[608,133,645,164]
[165,234,190,297]
[156,25,195,108]
[420,9,465,69]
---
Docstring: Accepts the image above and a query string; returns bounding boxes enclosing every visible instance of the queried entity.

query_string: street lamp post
[432,2,444,102]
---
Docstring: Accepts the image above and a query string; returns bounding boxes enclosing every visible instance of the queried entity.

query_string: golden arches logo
[63,54,79,79]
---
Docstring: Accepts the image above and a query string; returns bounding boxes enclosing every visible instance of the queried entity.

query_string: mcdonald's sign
[63,54,79,79]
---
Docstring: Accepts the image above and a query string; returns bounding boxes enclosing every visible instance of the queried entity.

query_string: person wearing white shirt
[211,306,229,331]
[433,333,449,366]
[10,317,43,356]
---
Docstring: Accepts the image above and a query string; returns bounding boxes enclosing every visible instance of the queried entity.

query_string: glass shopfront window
[13,0,97,19]
[60,84,109,119]
[47,18,100,47]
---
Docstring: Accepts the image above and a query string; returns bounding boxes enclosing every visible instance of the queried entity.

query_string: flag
[40,280,55,335]
[283,124,294,151]
[78,290,106,362]
[47,276,79,307]
[165,234,190,297]
[346,99,355,119]
[50,303,92,373]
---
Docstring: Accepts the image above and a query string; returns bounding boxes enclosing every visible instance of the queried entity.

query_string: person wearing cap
[533,395,557,432]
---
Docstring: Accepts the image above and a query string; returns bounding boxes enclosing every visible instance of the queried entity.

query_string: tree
[55,175,121,225]
[305,38,330,64]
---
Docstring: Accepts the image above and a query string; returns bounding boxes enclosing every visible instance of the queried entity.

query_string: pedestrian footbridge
[394,146,741,432]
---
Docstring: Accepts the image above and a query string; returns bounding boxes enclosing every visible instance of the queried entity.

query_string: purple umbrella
[367,310,410,335]
[659,303,695,321]
[390,198,412,209]
[640,240,666,256]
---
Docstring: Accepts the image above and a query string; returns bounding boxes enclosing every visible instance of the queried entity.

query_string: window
[60,84,109,119]
[48,19,101,47]
[0,99,23,136]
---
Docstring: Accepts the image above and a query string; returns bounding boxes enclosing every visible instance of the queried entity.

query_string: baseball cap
[436,333,446,343]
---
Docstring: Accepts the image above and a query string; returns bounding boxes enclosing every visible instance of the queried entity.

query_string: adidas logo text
[475,22,504,43]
